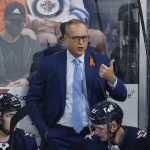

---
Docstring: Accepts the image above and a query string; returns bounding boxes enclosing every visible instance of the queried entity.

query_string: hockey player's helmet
[0,93,21,117]
[90,101,123,125]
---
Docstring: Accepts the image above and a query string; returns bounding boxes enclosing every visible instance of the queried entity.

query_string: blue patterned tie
[72,58,84,133]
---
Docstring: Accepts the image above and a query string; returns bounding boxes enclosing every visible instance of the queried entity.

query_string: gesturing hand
[99,59,116,84]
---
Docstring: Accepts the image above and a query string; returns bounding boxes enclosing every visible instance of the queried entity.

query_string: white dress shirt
[58,50,89,127]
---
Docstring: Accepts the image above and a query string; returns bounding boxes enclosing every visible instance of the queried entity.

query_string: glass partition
[0,0,148,143]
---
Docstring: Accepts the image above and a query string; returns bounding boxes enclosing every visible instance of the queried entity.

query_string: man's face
[94,124,108,142]
[2,111,17,131]
[64,24,89,57]
[5,19,24,37]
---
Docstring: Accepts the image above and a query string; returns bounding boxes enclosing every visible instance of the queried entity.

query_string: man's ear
[111,121,118,133]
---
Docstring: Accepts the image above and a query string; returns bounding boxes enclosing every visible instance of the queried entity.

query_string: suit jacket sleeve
[94,52,127,102]
[26,58,50,136]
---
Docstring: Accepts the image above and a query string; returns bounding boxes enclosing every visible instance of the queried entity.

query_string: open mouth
[78,47,84,51]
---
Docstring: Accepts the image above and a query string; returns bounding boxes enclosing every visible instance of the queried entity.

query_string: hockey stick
[9,103,37,150]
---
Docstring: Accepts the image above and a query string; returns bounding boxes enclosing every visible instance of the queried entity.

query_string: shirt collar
[67,49,85,64]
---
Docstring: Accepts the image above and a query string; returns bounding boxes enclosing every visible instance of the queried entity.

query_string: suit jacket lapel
[84,49,95,106]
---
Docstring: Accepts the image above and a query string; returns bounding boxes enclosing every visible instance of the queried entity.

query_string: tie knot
[74,58,80,65]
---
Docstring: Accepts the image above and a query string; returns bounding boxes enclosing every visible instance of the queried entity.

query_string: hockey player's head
[0,93,21,135]
[90,101,123,125]
[90,101,123,142]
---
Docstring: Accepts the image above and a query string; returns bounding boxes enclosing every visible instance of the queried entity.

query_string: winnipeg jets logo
[40,0,56,13]
[137,130,147,139]
[34,0,62,16]
[0,143,9,150]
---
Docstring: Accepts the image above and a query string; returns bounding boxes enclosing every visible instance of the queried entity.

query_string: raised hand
[99,59,116,84]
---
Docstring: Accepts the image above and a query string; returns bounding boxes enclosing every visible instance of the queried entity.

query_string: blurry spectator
[25,0,105,49]
[83,0,101,29]
[27,22,67,83]
[0,2,41,86]
[110,4,139,84]
[94,30,108,54]
[0,0,36,40]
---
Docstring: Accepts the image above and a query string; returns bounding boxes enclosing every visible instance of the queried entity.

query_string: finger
[99,65,106,75]
[109,59,115,69]
[99,67,106,78]
[9,81,19,85]
[7,83,15,87]
[44,29,55,34]
[101,64,108,70]
[45,24,57,29]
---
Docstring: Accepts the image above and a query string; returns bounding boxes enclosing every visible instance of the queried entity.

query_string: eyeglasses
[67,35,90,42]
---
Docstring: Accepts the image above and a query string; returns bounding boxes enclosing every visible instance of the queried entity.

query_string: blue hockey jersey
[82,126,150,150]
[0,128,38,150]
